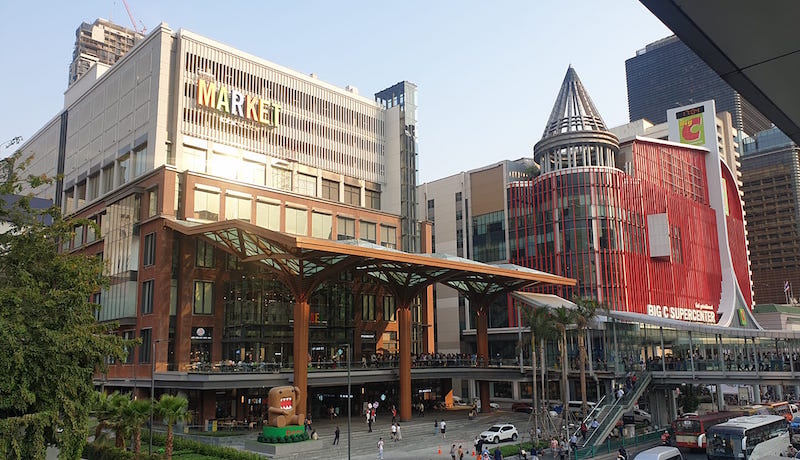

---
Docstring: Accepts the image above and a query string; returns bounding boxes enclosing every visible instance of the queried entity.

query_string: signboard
[192,327,212,340]
[196,78,281,127]
[675,105,706,146]
[647,303,716,324]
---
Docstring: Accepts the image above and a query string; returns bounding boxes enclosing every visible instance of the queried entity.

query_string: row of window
[192,188,397,247]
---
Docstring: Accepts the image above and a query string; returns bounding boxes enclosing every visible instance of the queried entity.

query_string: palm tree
[524,305,555,439]
[154,394,191,459]
[91,391,130,448]
[121,398,152,456]
[573,296,601,420]
[553,306,575,431]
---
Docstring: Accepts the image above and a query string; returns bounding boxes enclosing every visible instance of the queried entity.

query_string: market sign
[675,105,706,146]
[196,79,281,127]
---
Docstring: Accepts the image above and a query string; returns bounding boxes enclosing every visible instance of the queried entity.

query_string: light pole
[149,338,163,455]
[338,342,352,460]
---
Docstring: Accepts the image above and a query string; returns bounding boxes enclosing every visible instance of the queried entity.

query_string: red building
[508,67,753,323]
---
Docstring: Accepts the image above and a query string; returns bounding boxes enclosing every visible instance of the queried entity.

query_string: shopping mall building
[16,22,577,423]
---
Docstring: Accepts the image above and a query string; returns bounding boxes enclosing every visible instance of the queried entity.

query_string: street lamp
[337,342,352,460]
[149,338,164,455]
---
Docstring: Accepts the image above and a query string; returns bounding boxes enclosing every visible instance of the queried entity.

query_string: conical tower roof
[541,66,607,139]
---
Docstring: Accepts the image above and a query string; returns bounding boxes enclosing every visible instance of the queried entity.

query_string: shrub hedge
[149,432,264,460]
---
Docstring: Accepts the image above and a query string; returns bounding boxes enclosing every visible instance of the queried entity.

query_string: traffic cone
[472,449,477,457]
[438,446,442,455]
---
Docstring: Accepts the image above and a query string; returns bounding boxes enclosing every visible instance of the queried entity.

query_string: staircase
[581,371,652,448]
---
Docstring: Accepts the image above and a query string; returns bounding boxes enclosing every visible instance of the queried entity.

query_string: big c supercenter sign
[196,78,281,127]
[675,105,706,146]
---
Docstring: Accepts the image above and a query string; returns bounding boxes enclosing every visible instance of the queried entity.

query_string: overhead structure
[121,0,146,34]
[640,0,800,145]
[164,217,575,420]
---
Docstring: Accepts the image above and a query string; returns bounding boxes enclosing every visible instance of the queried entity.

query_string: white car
[479,424,519,444]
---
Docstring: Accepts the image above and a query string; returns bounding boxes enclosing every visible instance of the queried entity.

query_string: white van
[567,400,596,415]
[633,446,683,460]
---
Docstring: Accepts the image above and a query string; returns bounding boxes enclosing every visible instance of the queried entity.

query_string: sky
[0,1,672,183]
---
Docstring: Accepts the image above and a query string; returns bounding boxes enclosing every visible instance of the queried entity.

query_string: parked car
[633,446,682,460]
[474,399,501,411]
[511,402,534,414]
[479,424,519,444]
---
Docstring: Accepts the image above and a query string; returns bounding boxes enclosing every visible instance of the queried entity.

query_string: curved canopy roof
[164,218,575,299]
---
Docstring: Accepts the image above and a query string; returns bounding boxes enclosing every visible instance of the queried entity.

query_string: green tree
[0,152,130,459]
[524,305,555,439]
[121,398,152,456]
[154,394,191,460]
[91,391,129,448]
[573,296,601,419]
[553,306,575,429]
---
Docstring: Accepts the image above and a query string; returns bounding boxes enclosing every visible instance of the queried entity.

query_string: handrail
[582,371,652,447]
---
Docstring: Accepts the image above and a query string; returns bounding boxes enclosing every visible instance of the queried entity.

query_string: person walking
[333,426,340,445]
[396,423,402,441]
[450,444,457,460]
[550,437,558,459]
[494,446,503,460]
[377,437,384,460]
[458,444,464,460]
[434,419,439,436]
[367,410,373,432]
[440,419,447,439]
[391,422,398,441]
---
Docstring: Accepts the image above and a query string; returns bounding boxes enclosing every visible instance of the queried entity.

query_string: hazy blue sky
[0,1,672,182]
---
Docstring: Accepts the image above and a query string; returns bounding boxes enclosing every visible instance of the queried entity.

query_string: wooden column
[293,296,310,419]
[476,307,491,412]
[398,305,412,421]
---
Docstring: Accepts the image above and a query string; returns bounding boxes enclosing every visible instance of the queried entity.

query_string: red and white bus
[673,411,745,449]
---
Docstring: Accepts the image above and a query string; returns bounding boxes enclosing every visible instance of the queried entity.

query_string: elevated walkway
[581,371,653,448]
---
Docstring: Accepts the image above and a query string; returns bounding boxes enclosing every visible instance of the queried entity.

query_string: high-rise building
[625,35,772,136]
[740,127,800,305]
[68,18,143,86]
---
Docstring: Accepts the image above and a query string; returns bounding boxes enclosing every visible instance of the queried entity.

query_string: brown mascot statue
[267,385,305,428]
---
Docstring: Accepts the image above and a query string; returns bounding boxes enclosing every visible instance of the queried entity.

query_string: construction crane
[1,136,22,150]
[121,0,146,34]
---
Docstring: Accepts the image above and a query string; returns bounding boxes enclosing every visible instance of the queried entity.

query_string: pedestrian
[367,411,373,433]
[550,437,558,459]
[531,445,539,460]
[559,440,566,460]
[420,401,425,417]
[377,437,384,460]
[569,433,578,451]
[451,444,457,460]
[482,446,491,460]
[392,405,397,423]
[434,419,439,436]
[459,444,464,460]
[440,419,447,439]
[580,421,588,441]
[391,422,397,441]
[494,446,503,460]
[333,426,340,445]
[396,423,402,441]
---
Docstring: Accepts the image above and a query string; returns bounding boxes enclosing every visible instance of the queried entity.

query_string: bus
[766,402,795,422]
[673,411,744,449]
[706,414,789,460]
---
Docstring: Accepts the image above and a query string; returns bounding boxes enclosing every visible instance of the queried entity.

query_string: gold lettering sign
[196,79,281,127]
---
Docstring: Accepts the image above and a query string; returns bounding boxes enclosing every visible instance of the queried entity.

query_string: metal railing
[581,371,652,448]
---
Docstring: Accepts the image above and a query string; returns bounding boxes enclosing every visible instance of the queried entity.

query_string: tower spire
[541,66,607,139]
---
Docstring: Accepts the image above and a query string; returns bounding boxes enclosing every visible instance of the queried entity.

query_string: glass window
[133,143,148,176]
[88,173,100,200]
[74,224,84,247]
[139,328,151,363]
[296,173,317,197]
[311,212,332,239]
[337,217,355,240]
[365,189,380,210]
[383,296,396,321]
[141,279,154,315]
[285,207,308,236]
[147,188,158,218]
[211,152,237,180]
[225,195,251,221]
[360,221,376,243]
[343,184,360,206]
[256,201,280,231]
[361,294,376,321]
[380,225,397,249]
[122,330,134,364]
[76,182,86,208]
[193,281,213,315]
[272,167,292,191]
[240,161,265,186]
[195,240,215,268]
[193,189,219,221]
[322,179,339,201]
[184,146,206,173]
[117,154,130,185]
[102,165,114,193]
[86,217,98,244]
[143,232,156,266]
